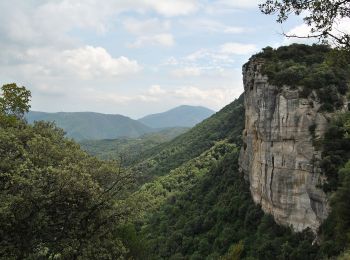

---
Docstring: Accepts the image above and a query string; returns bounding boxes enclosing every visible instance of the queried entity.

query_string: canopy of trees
[137,142,320,259]
[316,111,350,256]
[260,0,350,49]
[253,44,350,111]
[0,84,142,259]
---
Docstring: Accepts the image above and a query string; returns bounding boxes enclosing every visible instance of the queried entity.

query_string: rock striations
[239,59,335,232]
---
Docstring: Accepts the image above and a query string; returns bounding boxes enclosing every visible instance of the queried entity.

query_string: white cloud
[123,17,174,48]
[220,42,257,55]
[164,57,179,66]
[216,0,261,8]
[148,85,167,95]
[168,42,256,71]
[183,42,256,67]
[3,46,141,80]
[172,67,201,77]
[335,18,350,35]
[185,49,235,67]
[123,18,171,35]
[61,46,142,79]
[144,0,198,17]
[97,93,159,104]
[204,0,261,14]
[180,19,246,34]
[0,0,196,50]
[128,33,175,48]
[173,86,234,106]
[283,18,350,46]
[89,85,166,104]
[92,84,235,109]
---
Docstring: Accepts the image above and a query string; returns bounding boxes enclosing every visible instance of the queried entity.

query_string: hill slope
[26,111,153,141]
[80,127,189,165]
[131,95,245,182]
[130,44,350,259]
[138,105,215,128]
[129,92,319,259]
[136,142,318,259]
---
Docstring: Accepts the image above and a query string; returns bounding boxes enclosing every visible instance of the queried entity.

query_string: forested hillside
[26,111,153,141]
[2,44,350,260]
[0,84,142,259]
[130,94,244,182]
[136,143,319,259]
[128,45,350,259]
[80,127,189,165]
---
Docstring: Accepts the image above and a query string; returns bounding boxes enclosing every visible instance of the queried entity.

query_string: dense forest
[80,127,189,165]
[1,44,350,259]
[254,44,350,111]
[0,84,142,259]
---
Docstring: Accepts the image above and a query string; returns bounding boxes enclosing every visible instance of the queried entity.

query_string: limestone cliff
[239,59,337,232]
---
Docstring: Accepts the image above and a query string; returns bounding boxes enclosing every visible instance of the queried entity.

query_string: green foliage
[320,112,350,192]
[139,145,319,259]
[333,162,350,246]
[220,241,244,260]
[259,0,350,49]
[134,141,237,213]
[0,83,31,127]
[0,85,142,259]
[80,127,189,165]
[338,249,350,260]
[253,44,350,112]
[310,111,350,257]
[26,111,153,141]
[0,83,31,119]
[318,157,350,257]
[130,95,245,182]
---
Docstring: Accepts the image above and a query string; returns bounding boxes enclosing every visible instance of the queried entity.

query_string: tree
[0,120,141,259]
[220,241,244,260]
[0,85,142,259]
[259,0,350,49]
[0,83,31,119]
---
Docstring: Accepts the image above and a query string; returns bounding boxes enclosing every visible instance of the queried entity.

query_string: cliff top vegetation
[251,44,350,111]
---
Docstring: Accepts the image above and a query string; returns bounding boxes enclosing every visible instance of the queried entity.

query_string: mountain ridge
[26,105,215,141]
[138,105,215,128]
[26,111,152,141]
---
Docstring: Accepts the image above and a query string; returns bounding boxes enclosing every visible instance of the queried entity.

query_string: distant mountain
[26,111,153,141]
[138,105,215,128]
[26,105,215,141]
[131,96,244,180]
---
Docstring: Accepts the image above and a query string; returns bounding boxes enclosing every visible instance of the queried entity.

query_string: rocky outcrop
[239,59,336,232]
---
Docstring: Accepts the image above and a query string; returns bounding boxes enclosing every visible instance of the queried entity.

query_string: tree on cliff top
[260,0,350,49]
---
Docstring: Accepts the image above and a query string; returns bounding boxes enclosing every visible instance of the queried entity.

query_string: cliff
[239,58,337,232]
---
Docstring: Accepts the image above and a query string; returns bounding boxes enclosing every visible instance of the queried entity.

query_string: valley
[1,43,350,259]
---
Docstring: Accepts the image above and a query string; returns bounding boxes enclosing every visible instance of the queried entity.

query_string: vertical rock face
[239,59,331,232]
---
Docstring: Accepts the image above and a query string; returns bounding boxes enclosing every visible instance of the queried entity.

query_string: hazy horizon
[0,0,310,118]
[28,104,216,119]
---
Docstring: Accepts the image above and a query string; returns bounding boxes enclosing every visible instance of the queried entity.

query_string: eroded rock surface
[239,59,331,232]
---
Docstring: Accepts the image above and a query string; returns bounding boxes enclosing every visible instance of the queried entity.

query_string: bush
[254,44,350,111]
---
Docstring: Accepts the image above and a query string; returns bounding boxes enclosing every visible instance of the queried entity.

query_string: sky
[0,0,311,118]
